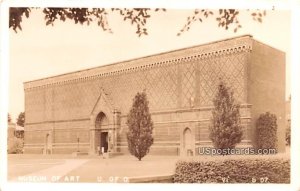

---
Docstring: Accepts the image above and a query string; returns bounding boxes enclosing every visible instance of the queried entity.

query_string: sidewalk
[61,155,178,183]
[8,154,179,183]
[10,159,89,182]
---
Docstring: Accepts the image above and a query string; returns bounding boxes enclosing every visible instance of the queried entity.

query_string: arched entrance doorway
[43,133,52,154]
[95,112,109,154]
[183,128,193,156]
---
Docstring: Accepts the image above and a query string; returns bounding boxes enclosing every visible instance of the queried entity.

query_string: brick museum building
[23,35,286,155]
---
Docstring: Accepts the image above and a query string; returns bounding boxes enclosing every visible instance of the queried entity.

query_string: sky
[9,8,291,122]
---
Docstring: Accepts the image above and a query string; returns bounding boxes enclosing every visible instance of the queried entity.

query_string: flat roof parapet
[24,35,254,90]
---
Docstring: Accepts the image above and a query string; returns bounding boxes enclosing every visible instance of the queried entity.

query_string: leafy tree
[16,112,25,127]
[9,8,265,36]
[8,113,12,123]
[209,80,243,150]
[177,9,265,35]
[10,8,165,36]
[7,137,24,154]
[127,91,154,161]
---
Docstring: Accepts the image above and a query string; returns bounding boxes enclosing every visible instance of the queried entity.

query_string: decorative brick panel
[25,52,248,124]
[25,36,252,125]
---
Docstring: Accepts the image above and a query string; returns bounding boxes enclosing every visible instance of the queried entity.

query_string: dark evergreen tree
[8,113,12,123]
[209,81,243,150]
[256,112,278,149]
[127,91,154,161]
[16,112,25,127]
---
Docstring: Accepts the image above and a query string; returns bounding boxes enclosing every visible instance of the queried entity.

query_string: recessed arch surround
[180,126,195,156]
[89,88,120,154]
[90,89,114,126]
[43,132,52,154]
[183,128,192,150]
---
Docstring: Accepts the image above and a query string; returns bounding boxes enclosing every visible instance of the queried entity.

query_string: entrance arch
[95,112,109,129]
[95,112,109,154]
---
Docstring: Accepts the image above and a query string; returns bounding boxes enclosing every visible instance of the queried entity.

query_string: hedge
[173,157,290,183]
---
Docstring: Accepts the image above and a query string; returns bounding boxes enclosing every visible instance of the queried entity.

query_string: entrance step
[71,151,89,157]
[88,152,124,158]
[109,152,124,157]
[101,152,124,159]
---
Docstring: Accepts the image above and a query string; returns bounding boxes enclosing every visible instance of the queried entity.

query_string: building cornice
[24,35,253,91]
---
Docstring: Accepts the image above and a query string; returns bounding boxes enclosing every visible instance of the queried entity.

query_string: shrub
[209,80,243,150]
[256,112,278,150]
[8,137,24,154]
[127,91,154,161]
[173,157,290,183]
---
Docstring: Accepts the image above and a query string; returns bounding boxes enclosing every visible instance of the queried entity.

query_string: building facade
[23,35,286,155]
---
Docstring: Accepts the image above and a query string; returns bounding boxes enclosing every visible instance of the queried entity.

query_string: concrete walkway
[12,159,89,182]
[8,155,179,183]
[62,155,178,183]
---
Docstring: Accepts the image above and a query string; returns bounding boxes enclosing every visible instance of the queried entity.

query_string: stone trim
[25,116,251,128]
[23,143,44,146]
[195,139,252,144]
[119,104,252,117]
[25,104,252,126]
[117,145,179,148]
[154,117,251,124]
[117,141,180,145]
[25,118,90,126]
[24,129,52,132]
[24,35,253,90]
[24,128,88,132]
[53,143,89,145]
[24,142,90,146]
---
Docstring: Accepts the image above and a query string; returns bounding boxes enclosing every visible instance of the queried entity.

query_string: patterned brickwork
[23,36,256,154]
[24,120,90,145]
[22,35,287,154]
[181,60,196,107]
[118,123,181,143]
[25,51,248,124]
[197,53,247,106]
[116,106,251,149]
[25,131,46,144]
[25,90,45,123]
